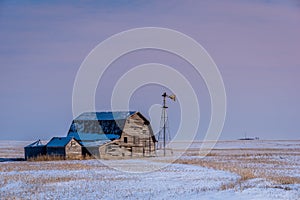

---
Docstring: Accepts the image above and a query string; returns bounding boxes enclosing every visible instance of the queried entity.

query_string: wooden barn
[68,111,157,158]
[46,137,82,159]
[24,140,46,160]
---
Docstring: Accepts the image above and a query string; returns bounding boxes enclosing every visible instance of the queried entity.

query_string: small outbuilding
[46,137,82,159]
[24,140,46,160]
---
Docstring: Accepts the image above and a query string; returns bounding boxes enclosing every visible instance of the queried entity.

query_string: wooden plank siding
[65,139,82,159]
[99,113,156,158]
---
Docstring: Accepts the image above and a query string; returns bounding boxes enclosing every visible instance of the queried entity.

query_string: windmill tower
[157,92,176,156]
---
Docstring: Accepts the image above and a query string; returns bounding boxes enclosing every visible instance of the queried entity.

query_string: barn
[46,137,82,159]
[68,111,157,157]
[24,140,46,160]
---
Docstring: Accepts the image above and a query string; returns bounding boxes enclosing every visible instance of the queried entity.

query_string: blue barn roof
[67,111,138,142]
[47,137,80,147]
[74,111,136,121]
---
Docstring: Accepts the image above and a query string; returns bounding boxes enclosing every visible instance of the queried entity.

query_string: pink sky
[0,1,299,140]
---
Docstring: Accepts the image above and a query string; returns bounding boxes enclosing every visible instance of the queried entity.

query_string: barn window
[71,141,76,146]
[133,136,139,144]
[124,137,128,143]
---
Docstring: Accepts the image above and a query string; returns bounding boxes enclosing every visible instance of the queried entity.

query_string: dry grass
[0,160,101,173]
[176,147,300,188]
[27,154,96,162]
[177,159,256,182]
[28,155,66,161]
[270,176,300,185]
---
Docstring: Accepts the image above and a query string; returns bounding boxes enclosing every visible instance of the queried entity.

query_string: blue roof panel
[68,111,138,142]
[75,111,136,121]
[47,137,75,147]
[68,132,121,141]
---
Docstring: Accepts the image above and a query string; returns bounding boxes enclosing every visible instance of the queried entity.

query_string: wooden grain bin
[68,111,157,158]
[24,140,46,160]
[46,137,82,159]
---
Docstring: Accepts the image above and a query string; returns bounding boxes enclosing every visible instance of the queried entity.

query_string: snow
[0,159,299,199]
[187,140,300,150]
[0,160,238,199]
[1,140,300,199]
[200,187,300,200]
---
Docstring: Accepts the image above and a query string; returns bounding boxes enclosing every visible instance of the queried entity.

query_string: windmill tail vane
[168,94,176,101]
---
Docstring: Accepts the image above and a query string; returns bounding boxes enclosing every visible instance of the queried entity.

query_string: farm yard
[0,140,300,199]
[1,1,300,200]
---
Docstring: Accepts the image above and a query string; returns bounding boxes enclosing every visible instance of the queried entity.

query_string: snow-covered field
[0,140,300,199]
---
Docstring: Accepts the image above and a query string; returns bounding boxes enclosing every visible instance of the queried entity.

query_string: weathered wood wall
[100,113,156,157]
[65,138,82,159]
[122,113,156,156]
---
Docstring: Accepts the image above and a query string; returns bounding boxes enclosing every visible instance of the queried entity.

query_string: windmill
[157,92,176,156]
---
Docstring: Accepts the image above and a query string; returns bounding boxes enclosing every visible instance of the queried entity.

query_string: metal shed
[24,140,46,160]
